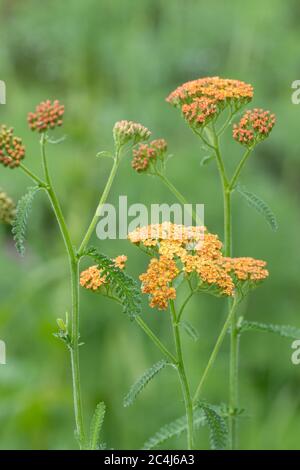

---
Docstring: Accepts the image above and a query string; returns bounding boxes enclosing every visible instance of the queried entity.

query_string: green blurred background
[0,0,299,450]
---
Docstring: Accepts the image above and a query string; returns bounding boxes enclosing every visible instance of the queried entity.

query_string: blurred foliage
[0,0,300,450]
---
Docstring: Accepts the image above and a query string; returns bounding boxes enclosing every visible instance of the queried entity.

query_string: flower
[80,255,127,292]
[166,77,253,129]
[0,125,26,169]
[0,189,15,224]
[139,255,178,310]
[222,257,269,282]
[27,100,65,132]
[113,120,151,148]
[129,223,269,309]
[131,139,167,173]
[233,108,276,146]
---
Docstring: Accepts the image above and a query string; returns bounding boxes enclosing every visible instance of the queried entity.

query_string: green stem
[40,136,85,447]
[229,147,253,191]
[19,163,47,188]
[158,173,202,225]
[170,300,194,450]
[177,290,194,322]
[135,316,177,364]
[193,297,238,404]
[78,153,120,255]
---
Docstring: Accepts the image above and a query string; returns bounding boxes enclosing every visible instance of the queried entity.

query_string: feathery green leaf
[12,186,40,256]
[89,402,106,450]
[124,360,167,407]
[239,320,300,339]
[180,320,199,342]
[237,185,278,231]
[84,247,141,319]
[198,402,228,450]
[142,408,206,450]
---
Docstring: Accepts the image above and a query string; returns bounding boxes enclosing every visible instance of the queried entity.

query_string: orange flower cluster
[28,100,65,132]
[128,223,268,310]
[113,120,151,148]
[0,125,26,169]
[222,257,269,281]
[0,189,15,224]
[80,255,127,291]
[132,139,167,172]
[140,256,178,310]
[166,77,253,128]
[233,108,276,146]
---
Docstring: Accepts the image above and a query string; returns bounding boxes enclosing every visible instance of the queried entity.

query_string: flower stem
[229,147,253,191]
[158,173,202,225]
[78,152,120,256]
[135,316,177,364]
[170,300,194,450]
[40,136,85,447]
[192,297,238,404]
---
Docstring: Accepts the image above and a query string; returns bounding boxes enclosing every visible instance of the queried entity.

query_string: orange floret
[0,125,25,168]
[28,100,64,133]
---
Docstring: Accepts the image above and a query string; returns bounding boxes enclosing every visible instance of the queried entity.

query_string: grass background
[0,0,300,449]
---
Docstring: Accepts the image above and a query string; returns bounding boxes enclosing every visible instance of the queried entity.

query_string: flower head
[222,257,269,282]
[27,100,65,132]
[0,189,16,224]
[233,108,276,146]
[113,120,151,148]
[166,77,253,129]
[0,125,25,169]
[80,255,127,292]
[131,139,168,173]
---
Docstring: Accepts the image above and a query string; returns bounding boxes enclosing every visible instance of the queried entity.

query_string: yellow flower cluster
[128,223,268,310]
[80,255,127,291]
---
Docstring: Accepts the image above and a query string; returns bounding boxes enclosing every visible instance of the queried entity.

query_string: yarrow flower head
[166,77,253,127]
[166,77,253,129]
[128,222,269,310]
[27,100,65,132]
[0,125,25,169]
[132,139,167,173]
[0,189,16,224]
[80,255,127,292]
[233,108,276,146]
[113,120,151,148]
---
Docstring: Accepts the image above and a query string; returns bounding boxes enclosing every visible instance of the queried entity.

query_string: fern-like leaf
[237,185,278,232]
[199,402,228,450]
[12,186,40,255]
[89,402,106,450]
[239,320,300,339]
[84,247,141,319]
[142,408,206,450]
[124,360,167,407]
[180,320,199,342]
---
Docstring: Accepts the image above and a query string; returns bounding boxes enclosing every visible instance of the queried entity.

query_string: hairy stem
[170,300,194,450]
[40,136,85,447]
[193,297,238,404]
[78,153,120,255]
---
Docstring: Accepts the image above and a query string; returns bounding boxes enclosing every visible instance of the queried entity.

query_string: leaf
[198,402,228,450]
[200,155,214,166]
[237,185,278,232]
[239,320,300,339]
[84,247,141,319]
[48,135,67,144]
[142,407,206,450]
[180,320,199,342]
[96,150,113,159]
[124,360,167,407]
[12,186,41,256]
[89,402,106,450]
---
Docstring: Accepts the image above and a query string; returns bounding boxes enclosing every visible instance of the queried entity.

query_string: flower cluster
[113,120,151,148]
[0,189,16,224]
[166,77,253,128]
[140,256,178,310]
[27,100,65,133]
[233,109,276,146]
[80,255,127,292]
[128,222,268,310]
[132,139,167,173]
[0,125,26,169]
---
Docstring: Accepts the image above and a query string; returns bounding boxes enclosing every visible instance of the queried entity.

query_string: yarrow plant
[1,80,297,450]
